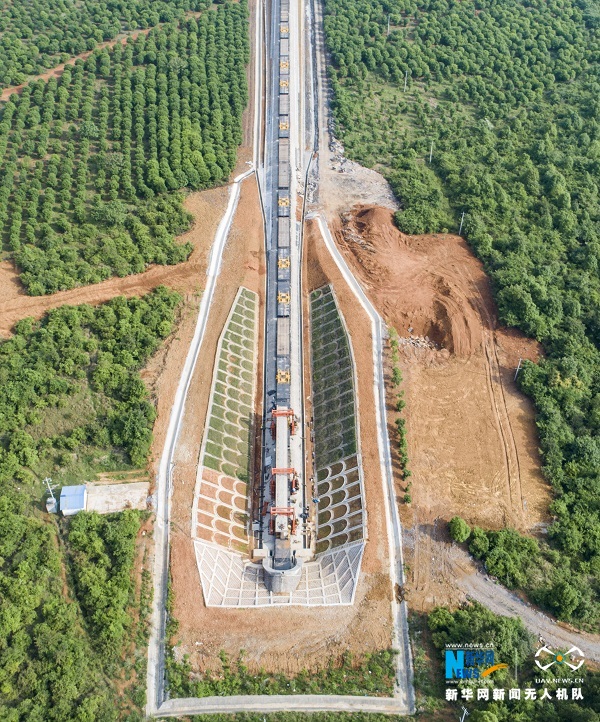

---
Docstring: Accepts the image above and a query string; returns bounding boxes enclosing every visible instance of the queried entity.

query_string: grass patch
[167,649,397,698]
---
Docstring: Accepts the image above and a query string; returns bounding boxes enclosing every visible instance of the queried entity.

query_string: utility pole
[514,357,523,382]
[514,648,519,684]
[458,210,465,235]
[404,68,408,92]
[429,140,434,163]
[387,14,391,35]
[460,707,469,722]
[44,477,57,513]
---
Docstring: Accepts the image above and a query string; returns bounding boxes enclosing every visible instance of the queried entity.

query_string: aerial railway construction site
[146,0,414,713]
[192,0,369,605]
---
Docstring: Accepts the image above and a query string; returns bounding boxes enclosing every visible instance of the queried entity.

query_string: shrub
[449,516,471,543]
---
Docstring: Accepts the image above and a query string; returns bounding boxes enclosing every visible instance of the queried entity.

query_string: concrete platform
[86,481,149,514]
[194,539,364,607]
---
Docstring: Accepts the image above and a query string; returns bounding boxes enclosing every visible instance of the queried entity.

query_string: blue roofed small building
[60,485,87,516]
[56,480,150,516]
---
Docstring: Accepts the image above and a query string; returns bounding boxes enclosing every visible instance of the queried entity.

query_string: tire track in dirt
[462,264,524,520]
[413,525,431,604]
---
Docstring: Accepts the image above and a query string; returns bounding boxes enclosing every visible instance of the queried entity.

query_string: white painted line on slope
[316,214,415,715]
[252,0,262,172]
[146,168,253,716]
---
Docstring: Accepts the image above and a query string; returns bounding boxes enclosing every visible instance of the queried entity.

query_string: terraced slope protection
[0,4,249,294]
[310,285,366,553]
[193,287,258,554]
[192,288,366,607]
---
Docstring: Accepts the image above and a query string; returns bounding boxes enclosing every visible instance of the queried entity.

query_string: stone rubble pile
[328,121,355,173]
[398,335,438,350]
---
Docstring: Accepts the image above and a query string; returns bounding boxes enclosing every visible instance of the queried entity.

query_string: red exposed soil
[0,186,229,337]
[331,204,552,612]
[335,205,542,363]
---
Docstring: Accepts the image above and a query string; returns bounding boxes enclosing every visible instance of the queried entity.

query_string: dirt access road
[440,544,600,663]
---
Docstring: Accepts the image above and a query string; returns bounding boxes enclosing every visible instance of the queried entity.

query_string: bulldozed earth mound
[331,204,552,612]
[334,205,489,358]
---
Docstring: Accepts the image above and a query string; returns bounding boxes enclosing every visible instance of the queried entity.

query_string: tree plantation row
[0,0,252,716]
[324,0,600,627]
[0,0,212,89]
[0,2,249,294]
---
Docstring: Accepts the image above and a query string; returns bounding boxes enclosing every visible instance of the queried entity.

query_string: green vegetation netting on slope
[0,0,211,88]
[310,286,358,467]
[202,287,258,483]
[0,2,249,294]
[309,286,365,552]
[324,0,600,627]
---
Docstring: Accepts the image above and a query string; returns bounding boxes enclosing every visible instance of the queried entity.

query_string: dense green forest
[0,288,180,720]
[0,0,211,88]
[0,494,116,721]
[421,603,600,720]
[0,2,249,294]
[0,503,146,721]
[67,509,142,662]
[324,0,600,626]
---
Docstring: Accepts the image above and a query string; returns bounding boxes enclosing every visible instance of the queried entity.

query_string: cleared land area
[164,183,395,677]
[328,204,551,611]
[86,481,150,513]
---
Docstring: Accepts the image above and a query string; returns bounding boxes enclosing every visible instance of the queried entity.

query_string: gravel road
[460,566,600,662]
